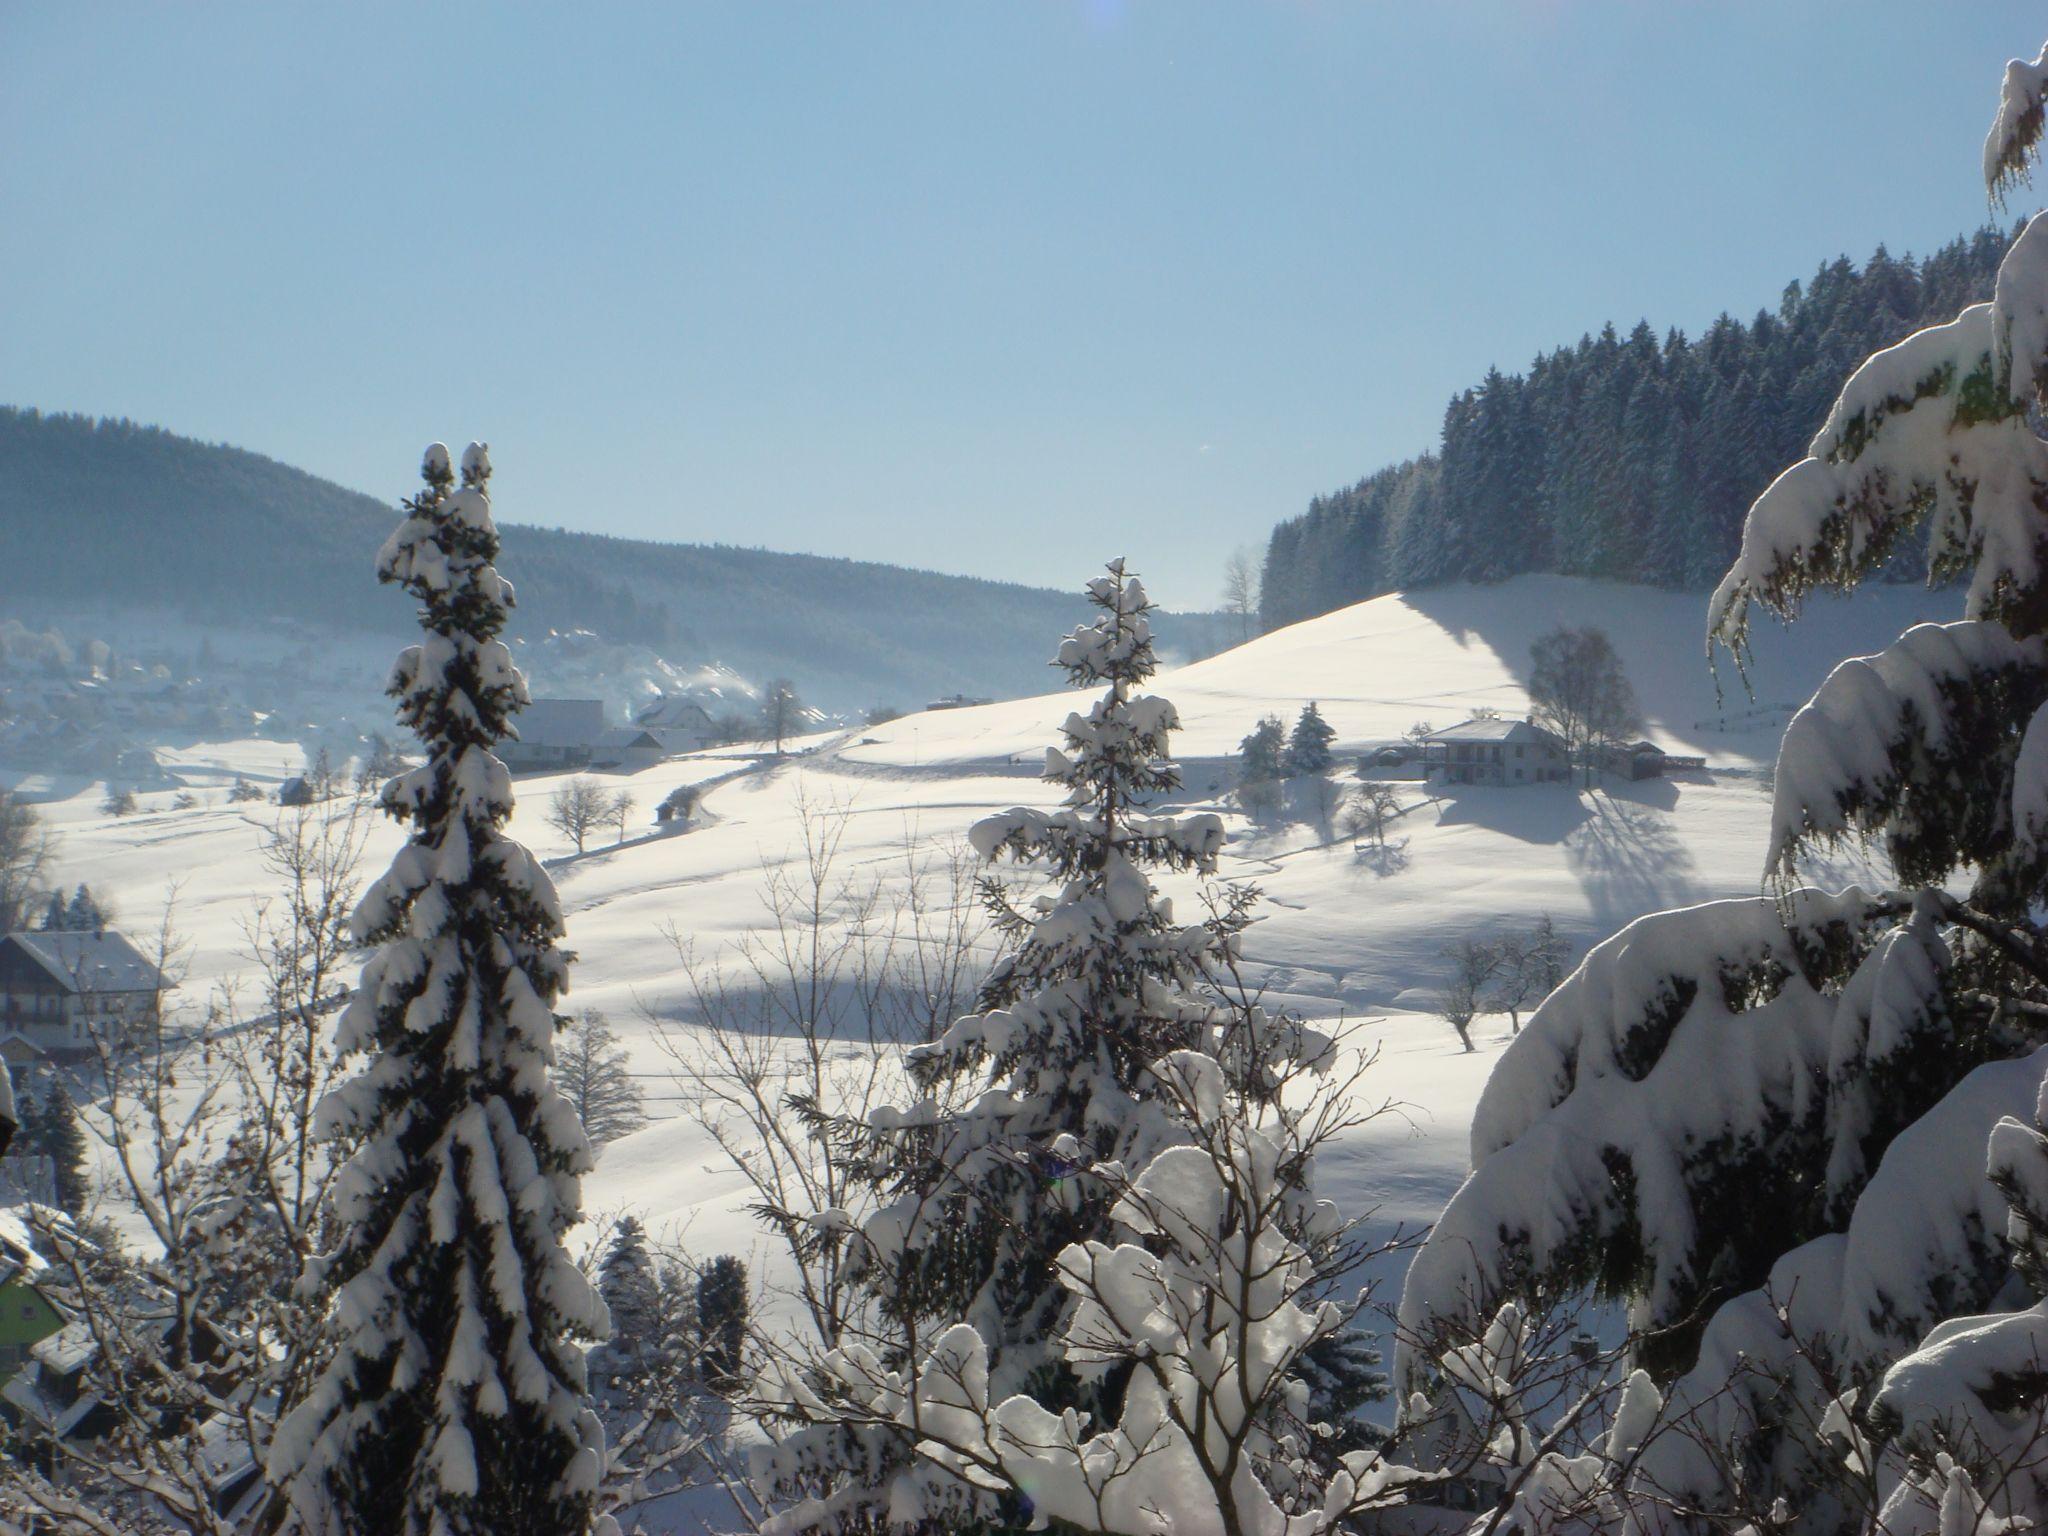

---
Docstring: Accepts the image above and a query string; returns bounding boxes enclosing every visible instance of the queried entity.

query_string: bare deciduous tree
[1221,546,1260,643]
[762,679,804,755]
[1342,783,1405,850]
[607,789,637,846]
[1439,934,1502,1053]
[546,775,610,854]
[556,1008,649,1147]
[1528,626,1641,786]
[0,788,53,931]
[0,805,369,1536]
[1490,914,1571,1033]
[656,791,988,1356]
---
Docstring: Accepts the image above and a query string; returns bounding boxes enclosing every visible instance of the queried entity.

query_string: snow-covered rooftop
[2,929,163,995]
[1423,718,1559,745]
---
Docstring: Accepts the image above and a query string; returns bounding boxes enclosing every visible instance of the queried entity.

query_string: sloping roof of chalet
[634,695,715,730]
[1425,717,1564,746]
[2,930,164,995]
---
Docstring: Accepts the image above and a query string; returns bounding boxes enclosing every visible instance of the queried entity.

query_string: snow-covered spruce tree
[1284,702,1336,778]
[269,443,607,1536]
[1398,40,2048,1536]
[753,560,1252,1532]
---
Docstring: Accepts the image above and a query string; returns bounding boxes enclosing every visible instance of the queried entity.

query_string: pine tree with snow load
[752,560,1407,1536]
[269,444,608,1536]
[750,561,1225,1528]
[1397,40,2048,1536]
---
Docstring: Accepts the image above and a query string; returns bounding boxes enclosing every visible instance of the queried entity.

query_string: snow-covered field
[18,575,1941,1297]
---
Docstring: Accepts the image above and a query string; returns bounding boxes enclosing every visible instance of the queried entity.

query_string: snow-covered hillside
[14,576,1932,1303]
[844,573,1952,767]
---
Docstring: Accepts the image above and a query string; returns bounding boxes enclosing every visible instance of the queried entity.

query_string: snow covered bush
[748,561,1392,1535]
[758,1022,1419,1536]
[1397,37,2048,1536]
[267,444,609,1536]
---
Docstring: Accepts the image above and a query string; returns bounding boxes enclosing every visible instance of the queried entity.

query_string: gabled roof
[2,930,164,995]
[595,727,664,750]
[1425,717,1563,746]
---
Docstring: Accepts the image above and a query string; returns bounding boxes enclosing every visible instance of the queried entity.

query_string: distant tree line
[1258,227,2016,629]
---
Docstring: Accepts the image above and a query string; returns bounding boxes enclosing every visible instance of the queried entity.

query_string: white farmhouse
[1421,718,1570,787]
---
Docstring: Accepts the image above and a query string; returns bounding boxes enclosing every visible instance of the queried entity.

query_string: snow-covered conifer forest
[22,18,2048,1536]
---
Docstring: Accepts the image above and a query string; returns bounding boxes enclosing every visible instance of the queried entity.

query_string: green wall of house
[0,1277,64,1382]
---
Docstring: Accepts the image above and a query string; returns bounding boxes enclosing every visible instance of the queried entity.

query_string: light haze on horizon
[3,2,2044,607]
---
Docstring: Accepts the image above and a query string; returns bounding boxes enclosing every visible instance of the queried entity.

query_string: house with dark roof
[0,930,165,1060]
[1421,718,1570,787]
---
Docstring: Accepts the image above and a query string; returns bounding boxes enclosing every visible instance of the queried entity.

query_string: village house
[1421,718,1571,787]
[0,930,165,1064]
[498,697,607,774]
[0,1211,64,1389]
[632,693,719,755]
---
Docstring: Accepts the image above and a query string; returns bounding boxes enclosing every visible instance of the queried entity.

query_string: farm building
[0,930,165,1061]
[1601,739,1709,780]
[499,697,607,773]
[1420,719,1570,787]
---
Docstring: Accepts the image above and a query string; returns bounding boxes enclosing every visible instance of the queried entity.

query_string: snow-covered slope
[843,574,1954,768]
[14,576,1928,1335]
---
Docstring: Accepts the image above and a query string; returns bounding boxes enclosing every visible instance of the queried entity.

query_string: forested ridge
[1259,226,2017,630]
[0,408,1222,705]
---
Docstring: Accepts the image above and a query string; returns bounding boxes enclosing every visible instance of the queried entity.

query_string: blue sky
[3,3,2043,606]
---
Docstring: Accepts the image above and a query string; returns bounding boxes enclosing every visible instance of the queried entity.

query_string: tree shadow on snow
[1432,784,1593,844]
[1352,838,1412,877]
[1565,784,1698,927]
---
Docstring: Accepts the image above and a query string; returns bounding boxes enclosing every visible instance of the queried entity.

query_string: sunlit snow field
[4,574,1951,1321]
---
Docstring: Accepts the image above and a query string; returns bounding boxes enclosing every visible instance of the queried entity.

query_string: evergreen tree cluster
[1260,228,2016,629]
[37,882,108,933]
[11,1077,90,1212]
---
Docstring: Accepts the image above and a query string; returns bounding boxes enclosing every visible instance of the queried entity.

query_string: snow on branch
[1988,39,2048,203]
[1397,887,1939,1394]
[1767,621,2048,888]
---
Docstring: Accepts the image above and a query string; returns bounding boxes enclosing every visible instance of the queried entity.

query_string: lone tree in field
[1527,624,1639,784]
[1342,782,1404,851]
[270,443,606,1536]
[1221,545,1261,642]
[547,776,610,854]
[761,678,803,754]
